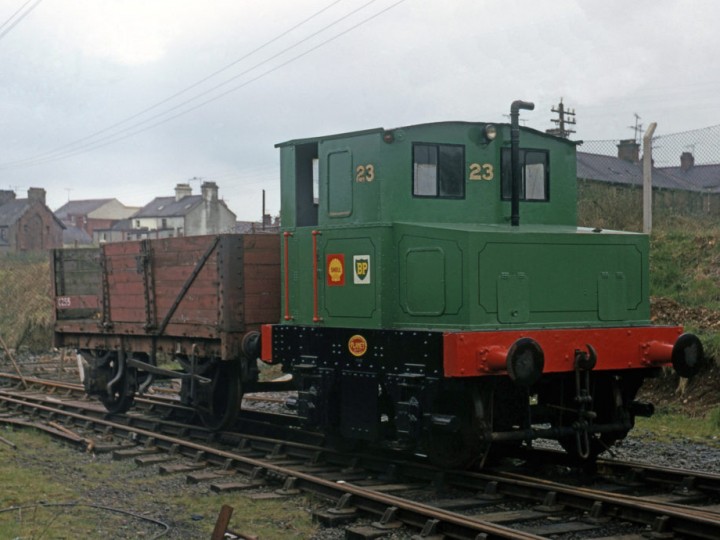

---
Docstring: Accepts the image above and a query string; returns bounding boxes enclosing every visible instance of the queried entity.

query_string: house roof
[55,199,115,219]
[62,226,93,245]
[0,198,66,229]
[657,163,720,191]
[111,219,133,231]
[577,152,704,192]
[133,195,204,218]
[0,199,32,226]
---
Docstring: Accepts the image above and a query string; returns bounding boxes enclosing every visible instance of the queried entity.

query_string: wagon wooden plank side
[53,234,280,360]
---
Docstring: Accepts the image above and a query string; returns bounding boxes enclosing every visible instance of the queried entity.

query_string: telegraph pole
[546,98,576,138]
[643,122,657,234]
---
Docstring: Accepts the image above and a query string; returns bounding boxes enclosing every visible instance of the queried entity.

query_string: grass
[169,493,318,539]
[647,217,720,361]
[650,217,720,311]
[0,427,320,539]
[635,406,720,444]
[0,429,117,538]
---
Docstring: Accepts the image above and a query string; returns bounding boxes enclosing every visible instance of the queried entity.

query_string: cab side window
[413,143,465,198]
[501,149,549,201]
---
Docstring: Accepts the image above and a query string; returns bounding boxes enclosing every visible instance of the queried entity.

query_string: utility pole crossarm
[546,98,576,138]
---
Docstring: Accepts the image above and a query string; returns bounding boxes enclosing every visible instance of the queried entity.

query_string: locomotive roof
[394,221,643,236]
[275,121,570,147]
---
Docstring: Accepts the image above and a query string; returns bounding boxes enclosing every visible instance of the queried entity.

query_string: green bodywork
[277,122,650,331]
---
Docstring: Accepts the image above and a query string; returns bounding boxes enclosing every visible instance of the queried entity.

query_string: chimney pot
[27,187,46,205]
[680,152,695,172]
[201,181,218,203]
[617,139,640,163]
[0,190,16,206]
[175,183,192,201]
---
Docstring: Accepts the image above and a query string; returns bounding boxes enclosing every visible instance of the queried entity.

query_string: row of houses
[1,146,719,254]
[578,140,720,215]
[0,181,278,255]
[56,181,237,246]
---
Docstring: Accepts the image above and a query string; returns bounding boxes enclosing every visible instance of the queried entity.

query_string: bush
[0,253,54,352]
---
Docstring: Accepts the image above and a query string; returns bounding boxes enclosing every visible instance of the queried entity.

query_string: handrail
[283,232,293,320]
[312,230,322,322]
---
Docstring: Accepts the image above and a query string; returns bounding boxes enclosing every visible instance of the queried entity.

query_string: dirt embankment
[638,297,720,417]
[652,297,720,333]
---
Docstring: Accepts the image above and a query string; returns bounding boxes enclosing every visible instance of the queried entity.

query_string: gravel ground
[606,427,720,473]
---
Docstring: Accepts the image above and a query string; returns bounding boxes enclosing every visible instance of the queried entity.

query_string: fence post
[643,122,657,234]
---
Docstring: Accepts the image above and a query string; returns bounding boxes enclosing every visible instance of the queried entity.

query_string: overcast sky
[1,0,718,218]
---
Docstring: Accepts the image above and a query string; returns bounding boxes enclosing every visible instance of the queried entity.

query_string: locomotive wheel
[96,352,136,415]
[425,387,487,469]
[195,360,243,431]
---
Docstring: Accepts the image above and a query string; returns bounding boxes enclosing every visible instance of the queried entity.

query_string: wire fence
[575,124,720,230]
[581,124,720,167]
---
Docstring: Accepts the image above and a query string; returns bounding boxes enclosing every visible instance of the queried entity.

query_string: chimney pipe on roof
[617,139,640,163]
[0,190,15,206]
[27,187,46,205]
[201,181,218,203]
[680,152,695,172]
[175,183,192,201]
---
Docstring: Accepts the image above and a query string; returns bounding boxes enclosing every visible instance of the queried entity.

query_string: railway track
[1,372,720,539]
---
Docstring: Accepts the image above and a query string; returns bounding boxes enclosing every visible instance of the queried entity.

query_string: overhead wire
[0,0,407,171]
[0,0,393,169]
[0,0,43,42]
[0,0,34,33]
[0,0,347,167]
[17,0,408,166]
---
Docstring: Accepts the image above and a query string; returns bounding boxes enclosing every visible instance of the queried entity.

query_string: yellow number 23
[469,163,494,181]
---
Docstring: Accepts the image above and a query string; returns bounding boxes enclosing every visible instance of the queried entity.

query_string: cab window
[501,149,549,201]
[413,143,465,198]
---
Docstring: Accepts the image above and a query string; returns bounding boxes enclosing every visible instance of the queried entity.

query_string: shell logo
[348,335,368,357]
[328,258,343,281]
[326,254,345,286]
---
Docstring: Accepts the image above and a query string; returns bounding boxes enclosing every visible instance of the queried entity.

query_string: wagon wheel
[93,351,136,415]
[194,360,243,431]
[425,386,489,469]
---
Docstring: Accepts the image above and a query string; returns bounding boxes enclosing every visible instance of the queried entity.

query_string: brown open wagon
[52,233,281,429]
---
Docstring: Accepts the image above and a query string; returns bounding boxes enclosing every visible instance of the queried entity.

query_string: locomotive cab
[264,104,703,467]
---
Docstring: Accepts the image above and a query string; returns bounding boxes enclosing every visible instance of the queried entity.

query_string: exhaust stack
[510,100,535,227]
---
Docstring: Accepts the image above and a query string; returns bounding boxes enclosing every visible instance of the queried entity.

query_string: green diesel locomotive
[261,101,702,467]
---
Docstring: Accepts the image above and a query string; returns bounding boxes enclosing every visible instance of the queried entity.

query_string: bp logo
[353,255,371,285]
